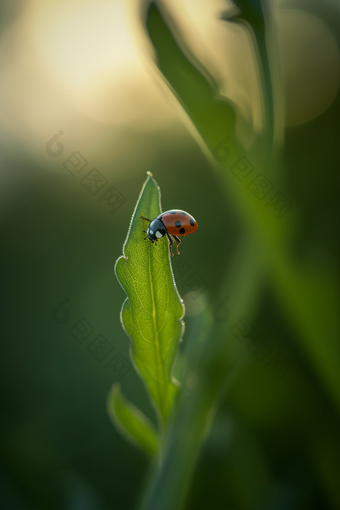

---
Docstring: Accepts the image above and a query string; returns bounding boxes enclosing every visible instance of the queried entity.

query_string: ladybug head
[145,219,166,243]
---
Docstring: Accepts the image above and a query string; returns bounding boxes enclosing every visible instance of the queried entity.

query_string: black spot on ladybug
[175,221,181,228]
[180,228,185,234]
[181,212,187,215]
[190,219,195,226]
[170,211,177,214]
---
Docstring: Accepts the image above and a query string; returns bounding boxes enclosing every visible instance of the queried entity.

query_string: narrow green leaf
[107,383,159,458]
[114,172,184,425]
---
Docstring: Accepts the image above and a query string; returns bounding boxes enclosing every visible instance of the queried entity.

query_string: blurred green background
[1,0,340,509]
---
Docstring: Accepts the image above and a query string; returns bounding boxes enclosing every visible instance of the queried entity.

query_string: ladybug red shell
[141,209,198,256]
[160,210,198,236]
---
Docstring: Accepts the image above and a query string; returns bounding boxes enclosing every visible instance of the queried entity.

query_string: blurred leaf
[145,4,237,151]
[221,0,276,146]
[107,384,159,458]
[145,3,340,415]
[114,172,184,425]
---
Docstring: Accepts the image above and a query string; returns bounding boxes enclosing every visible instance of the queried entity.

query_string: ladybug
[141,210,198,256]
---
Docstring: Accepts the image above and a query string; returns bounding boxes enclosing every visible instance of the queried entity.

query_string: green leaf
[114,172,184,425]
[107,383,159,458]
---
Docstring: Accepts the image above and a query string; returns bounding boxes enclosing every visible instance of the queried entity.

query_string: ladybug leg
[141,218,150,241]
[166,232,175,257]
[172,234,181,255]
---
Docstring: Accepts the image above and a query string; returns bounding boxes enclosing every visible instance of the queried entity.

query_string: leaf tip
[108,382,120,401]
